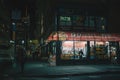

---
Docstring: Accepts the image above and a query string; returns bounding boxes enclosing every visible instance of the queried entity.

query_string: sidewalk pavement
[8,61,120,77]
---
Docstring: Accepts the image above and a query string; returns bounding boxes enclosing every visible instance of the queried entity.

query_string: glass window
[61,41,87,60]
[59,16,72,26]
[61,41,74,60]
[90,41,110,60]
[89,16,95,27]
[84,16,89,27]
[74,41,87,60]
[72,15,85,26]
[96,17,106,32]
[58,8,107,32]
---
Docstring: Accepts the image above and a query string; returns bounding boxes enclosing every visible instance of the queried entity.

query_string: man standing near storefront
[78,49,84,59]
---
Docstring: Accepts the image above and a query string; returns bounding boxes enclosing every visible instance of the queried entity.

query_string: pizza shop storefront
[46,31,120,65]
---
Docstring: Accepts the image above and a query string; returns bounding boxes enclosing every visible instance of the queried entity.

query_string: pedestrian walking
[16,45,26,72]
[32,49,38,61]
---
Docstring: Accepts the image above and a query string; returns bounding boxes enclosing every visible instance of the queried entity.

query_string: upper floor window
[59,16,72,26]
[58,7,107,32]
[59,16,106,28]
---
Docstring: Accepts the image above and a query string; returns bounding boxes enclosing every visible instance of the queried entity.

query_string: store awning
[47,31,120,42]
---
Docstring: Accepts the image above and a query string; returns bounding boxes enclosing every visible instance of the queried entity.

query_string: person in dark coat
[78,49,83,59]
[34,48,39,61]
[16,45,26,72]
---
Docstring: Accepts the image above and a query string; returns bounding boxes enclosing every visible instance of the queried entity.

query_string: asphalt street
[1,61,120,80]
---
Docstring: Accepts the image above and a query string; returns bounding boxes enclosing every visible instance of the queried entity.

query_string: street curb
[9,70,120,78]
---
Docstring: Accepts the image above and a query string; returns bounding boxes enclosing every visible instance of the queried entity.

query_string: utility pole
[23,5,29,50]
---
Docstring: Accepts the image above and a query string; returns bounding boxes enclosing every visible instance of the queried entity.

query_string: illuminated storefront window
[90,41,110,60]
[47,31,120,64]
[61,41,87,60]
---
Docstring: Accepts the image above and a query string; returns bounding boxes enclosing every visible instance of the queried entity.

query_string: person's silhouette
[16,45,26,72]
[78,49,83,59]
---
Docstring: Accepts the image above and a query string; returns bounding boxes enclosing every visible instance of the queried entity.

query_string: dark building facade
[38,0,120,65]
[1,0,120,65]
